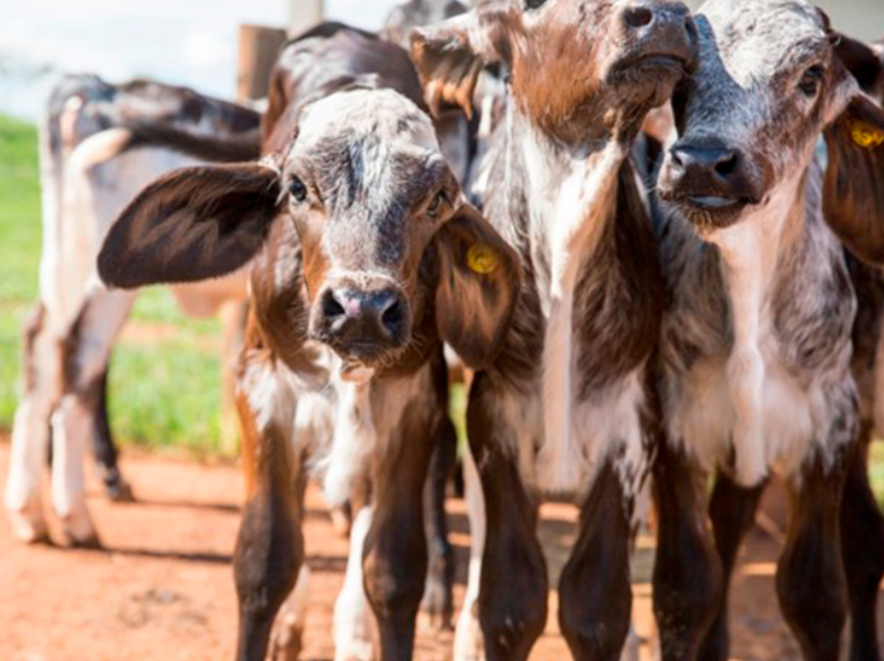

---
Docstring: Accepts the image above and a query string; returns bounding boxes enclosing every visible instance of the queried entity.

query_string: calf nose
[322,287,408,341]
[669,144,741,185]
[620,1,697,49]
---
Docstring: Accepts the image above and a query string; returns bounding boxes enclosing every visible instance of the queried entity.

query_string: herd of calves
[6,0,884,660]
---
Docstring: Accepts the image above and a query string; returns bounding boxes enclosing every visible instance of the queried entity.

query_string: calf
[6,75,259,545]
[412,1,697,659]
[653,2,884,660]
[97,25,521,661]
[835,34,884,661]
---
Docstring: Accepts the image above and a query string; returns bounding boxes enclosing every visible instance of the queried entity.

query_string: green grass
[0,114,228,456]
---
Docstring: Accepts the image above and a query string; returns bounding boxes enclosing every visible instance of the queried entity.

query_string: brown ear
[823,95,884,265]
[410,6,515,120]
[98,162,281,289]
[434,204,521,370]
[832,31,884,95]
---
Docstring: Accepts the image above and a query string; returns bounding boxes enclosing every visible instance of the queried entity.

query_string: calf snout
[314,283,411,358]
[664,139,762,205]
[618,0,697,61]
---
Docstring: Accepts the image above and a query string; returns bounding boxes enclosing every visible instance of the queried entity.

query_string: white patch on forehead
[295,88,440,156]
[699,0,826,81]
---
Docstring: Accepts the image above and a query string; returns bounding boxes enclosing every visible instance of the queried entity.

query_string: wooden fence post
[236,24,287,103]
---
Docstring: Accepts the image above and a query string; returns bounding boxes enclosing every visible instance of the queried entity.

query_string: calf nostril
[323,292,347,320]
[624,6,654,29]
[670,149,685,168]
[381,298,405,332]
[715,153,739,176]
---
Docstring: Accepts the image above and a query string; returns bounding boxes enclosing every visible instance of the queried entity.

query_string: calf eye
[427,191,447,218]
[524,0,547,9]
[798,65,824,97]
[289,176,308,204]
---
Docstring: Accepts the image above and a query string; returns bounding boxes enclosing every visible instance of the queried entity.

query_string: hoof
[420,577,454,631]
[105,478,135,503]
[60,511,100,549]
[7,508,50,545]
[269,625,303,661]
[454,607,485,661]
[329,504,352,538]
[63,530,103,550]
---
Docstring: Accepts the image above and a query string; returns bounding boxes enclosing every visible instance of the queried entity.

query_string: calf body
[5,75,259,544]
[654,2,884,659]
[98,26,520,661]
[413,1,697,659]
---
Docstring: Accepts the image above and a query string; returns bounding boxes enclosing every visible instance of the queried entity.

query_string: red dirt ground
[0,441,881,661]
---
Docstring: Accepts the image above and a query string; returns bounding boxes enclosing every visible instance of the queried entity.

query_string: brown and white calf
[836,33,884,661]
[412,1,697,659]
[97,25,521,661]
[653,2,884,660]
[6,75,259,545]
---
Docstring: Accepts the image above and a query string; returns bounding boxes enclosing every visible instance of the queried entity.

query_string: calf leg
[233,382,305,661]
[90,366,134,502]
[653,441,723,661]
[362,406,437,661]
[269,565,311,661]
[697,474,765,661]
[421,415,457,630]
[5,303,54,543]
[469,376,548,661]
[334,506,376,661]
[454,444,486,661]
[777,449,850,661]
[51,288,135,545]
[558,460,633,661]
[841,427,884,661]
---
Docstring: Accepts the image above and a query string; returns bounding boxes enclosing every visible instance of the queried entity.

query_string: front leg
[697,473,766,661]
[777,445,851,661]
[652,441,723,661]
[469,374,548,661]
[558,459,633,661]
[421,415,457,630]
[362,392,438,661]
[233,354,305,661]
[840,424,884,661]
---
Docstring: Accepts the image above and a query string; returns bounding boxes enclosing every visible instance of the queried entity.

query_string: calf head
[656,0,884,263]
[98,87,521,378]
[411,0,697,144]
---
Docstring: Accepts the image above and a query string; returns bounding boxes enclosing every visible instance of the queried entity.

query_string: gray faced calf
[97,28,521,661]
[412,1,697,659]
[654,1,884,660]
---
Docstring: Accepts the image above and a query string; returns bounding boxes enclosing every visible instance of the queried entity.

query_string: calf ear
[434,204,521,370]
[410,7,516,119]
[823,94,884,265]
[98,163,281,288]
[832,32,884,95]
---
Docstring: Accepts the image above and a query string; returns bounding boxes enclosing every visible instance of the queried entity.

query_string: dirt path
[0,442,880,661]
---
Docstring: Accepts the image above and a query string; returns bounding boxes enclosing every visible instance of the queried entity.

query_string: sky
[0,0,400,120]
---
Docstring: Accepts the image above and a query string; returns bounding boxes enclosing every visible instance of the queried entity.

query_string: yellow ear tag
[850,120,884,149]
[467,244,499,275]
